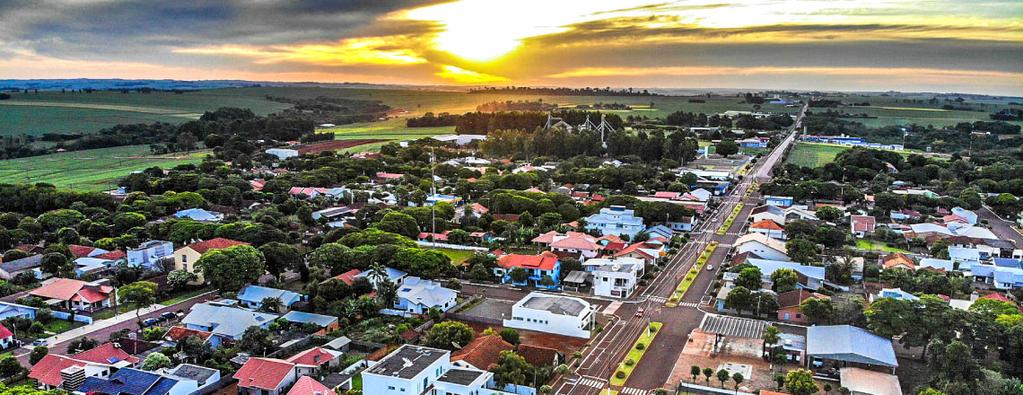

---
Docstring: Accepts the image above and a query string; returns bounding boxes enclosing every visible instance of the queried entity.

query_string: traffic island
[666,242,718,307]
[717,203,744,235]
[610,322,663,386]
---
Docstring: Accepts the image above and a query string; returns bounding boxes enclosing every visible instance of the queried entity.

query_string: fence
[676,382,754,395]
[446,312,503,326]
[51,310,93,324]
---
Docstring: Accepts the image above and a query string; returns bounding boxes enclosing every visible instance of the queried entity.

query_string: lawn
[42,319,84,335]
[426,248,477,266]
[855,239,909,253]
[667,242,718,307]
[159,287,212,306]
[0,145,206,191]
[785,142,848,168]
[610,322,663,386]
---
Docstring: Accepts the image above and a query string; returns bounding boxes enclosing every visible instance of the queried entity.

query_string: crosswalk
[576,377,606,389]
[676,301,700,308]
[648,296,667,303]
[621,387,652,395]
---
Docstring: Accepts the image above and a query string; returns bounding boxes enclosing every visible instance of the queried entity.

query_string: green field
[786,142,849,167]
[855,239,909,253]
[813,93,1022,128]
[426,247,478,266]
[323,117,455,151]
[0,145,205,190]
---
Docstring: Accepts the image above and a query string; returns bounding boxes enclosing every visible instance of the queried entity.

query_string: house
[776,290,828,324]
[329,269,362,286]
[949,247,982,270]
[425,193,462,206]
[747,258,826,290]
[393,277,458,314]
[237,285,303,311]
[881,253,915,271]
[173,238,249,284]
[174,208,224,222]
[0,324,14,350]
[69,244,108,258]
[951,207,978,225]
[234,358,298,395]
[517,344,563,367]
[127,240,174,271]
[165,364,221,394]
[30,342,144,390]
[764,195,794,208]
[750,205,786,225]
[162,326,215,349]
[645,224,673,239]
[469,203,489,217]
[281,311,340,335]
[872,288,919,302]
[738,137,768,148]
[0,301,36,321]
[0,254,43,280]
[78,367,198,395]
[288,187,348,200]
[354,266,407,289]
[503,292,594,338]
[362,345,516,395]
[533,232,600,260]
[584,205,646,238]
[266,148,299,160]
[29,278,114,312]
[839,367,903,395]
[970,264,1023,289]
[806,325,898,373]
[583,257,644,298]
[850,215,876,238]
[749,219,786,240]
[311,207,353,222]
[890,209,921,222]
[614,239,668,265]
[451,335,514,370]
[918,258,954,272]
[735,233,790,262]
[375,172,405,182]
[286,347,343,375]
[667,216,698,232]
[73,255,124,278]
[181,301,279,343]
[496,252,561,289]
[287,376,332,395]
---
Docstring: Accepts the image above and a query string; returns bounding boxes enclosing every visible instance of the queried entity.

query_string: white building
[393,277,458,314]
[503,292,594,338]
[735,233,790,262]
[127,240,174,271]
[584,205,646,238]
[362,345,522,395]
[266,148,299,160]
[583,257,644,298]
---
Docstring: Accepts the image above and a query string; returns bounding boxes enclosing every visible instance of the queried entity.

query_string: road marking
[577,377,606,389]
[602,301,622,315]
[675,302,700,308]
[648,296,667,303]
[621,387,651,395]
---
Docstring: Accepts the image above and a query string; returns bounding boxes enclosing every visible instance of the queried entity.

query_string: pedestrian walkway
[621,387,652,395]
[576,377,606,389]
[45,304,168,346]
[602,301,622,315]
[648,296,667,304]
[676,301,699,308]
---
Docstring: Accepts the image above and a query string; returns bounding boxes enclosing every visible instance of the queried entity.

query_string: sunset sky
[1,0,1021,95]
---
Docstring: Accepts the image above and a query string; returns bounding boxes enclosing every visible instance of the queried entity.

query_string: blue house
[764,195,794,208]
[0,302,35,321]
[496,252,561,289]
[393,277,458,314]
[645,225,674,239]
[237,285,303,311]
[584,205,646,238]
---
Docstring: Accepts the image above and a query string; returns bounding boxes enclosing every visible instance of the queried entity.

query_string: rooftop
[365,345,448,380]
[519,292,590,316]
[807,325,898,368]
[437,368,486,386]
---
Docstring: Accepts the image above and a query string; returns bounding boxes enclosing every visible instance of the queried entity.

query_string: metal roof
[807,325,898,368]
[699,314,769,339]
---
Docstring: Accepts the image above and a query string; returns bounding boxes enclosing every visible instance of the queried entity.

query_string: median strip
[610,322,663,386]
[716,203,744,235]
[666,241,718,307]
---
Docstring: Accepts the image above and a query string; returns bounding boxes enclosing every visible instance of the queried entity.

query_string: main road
[554,103,806,395]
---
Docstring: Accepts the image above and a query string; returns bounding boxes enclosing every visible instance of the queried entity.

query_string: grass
[855,239,910,253]
[159,287,212,305]
[426,248,477,266]
[717,203,744,235]
[320,117,455,150]
[610,322,663,386]
[0,145,206,191]
[43,319,83,334]
[786,142,848,168]
[666,242,718,307]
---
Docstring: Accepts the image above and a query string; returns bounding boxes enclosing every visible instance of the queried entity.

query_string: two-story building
[127,240,174,271]
[583,257,644,298]
[584,206,646,238]
[496,252,561,289]
[362,345,523,395]
[173,238,249,284]
[393,276,458,314]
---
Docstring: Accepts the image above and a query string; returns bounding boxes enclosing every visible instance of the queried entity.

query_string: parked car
[31,339,48,347]
[159,312,177,321]
[141,318,160,327]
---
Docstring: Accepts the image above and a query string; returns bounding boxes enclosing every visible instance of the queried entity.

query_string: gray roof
[521,294,588,316]
[563,271,590,284]
[0,254,42,272]
[807,325,898,368]
[437,369,486,386]
[323,336,352,350]
[366,345,447,379]
[281,310,338,327]
[181,303,278,338]
[700,315,768,339]
[167,363,219,384]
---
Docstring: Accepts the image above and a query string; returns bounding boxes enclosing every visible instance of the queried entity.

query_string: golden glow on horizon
[174,36,428,66]
[435,65,509,83]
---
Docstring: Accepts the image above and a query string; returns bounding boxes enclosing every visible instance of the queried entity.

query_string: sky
[1,0,1021,95]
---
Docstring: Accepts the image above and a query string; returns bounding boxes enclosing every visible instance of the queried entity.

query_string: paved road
[554,103,807,395]
[977,206,1023,248]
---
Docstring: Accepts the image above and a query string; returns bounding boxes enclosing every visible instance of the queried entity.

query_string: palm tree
[367,263,387,286]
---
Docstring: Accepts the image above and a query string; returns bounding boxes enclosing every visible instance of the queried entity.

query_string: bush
[615,371,626,379]
[29,346,48,365]
[29,321,44,334]
[625,359,635,366]
[636,343,646,350]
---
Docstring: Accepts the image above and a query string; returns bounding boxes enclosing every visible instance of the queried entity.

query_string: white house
[393,277,458,314]
[236,285,303,311]
[127,240,174,271]
[503,292,594,338]
[362,345,521,395]
[181,301,279,342]
[750,205,786,225]
[735,233,790,262]
[584,205,646,238]
[584,257,643,298]
[265,148,299,160]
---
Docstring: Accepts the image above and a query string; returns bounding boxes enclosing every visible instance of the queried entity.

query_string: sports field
[785,142,848,168]
[0,145,205,191]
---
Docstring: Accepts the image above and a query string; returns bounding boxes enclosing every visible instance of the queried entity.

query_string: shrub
[625,359,635,366]
[29,321,44,334]
[615,371,626,379]
[636,343,646,350]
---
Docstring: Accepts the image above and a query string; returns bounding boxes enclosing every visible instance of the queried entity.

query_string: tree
[118,281,157,328]
[814,206,843,222]
[499,328,520,345]
[784,369,819,395]
[786,238,819,265]
[469,263,492,282]
[732,372,744,392]
[195,245,265,291]
[865,298,914,338]
[28,346,47,365]
[725,286,754,314]
[0,357,22,378]
[799,297,834,325]
[735,267,763,290]
[307,243,354,275]
[258,242,301,279]
[68,337,99,353]
[690,366,701,383]
[259,297,282,313]
[509,267,529,284]
[40,253,72,277]
[141,352,172,371]
[770,268,800,293]
[702,367,714,385]
[240,327,274,356]
[166,269,197,290]
[424,321,475,350]
[492,351,532,389]
[375,211,419,238]
[927,340,980,384]
[716,140,739,157]
[376,278,398,309]
[716,369,730,388]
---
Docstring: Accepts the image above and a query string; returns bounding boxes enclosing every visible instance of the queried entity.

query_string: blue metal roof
[807,325,898,368]
[237,285,302,306]
[747,258,825,281]
[282,310,338,327]
[79,368,168,395]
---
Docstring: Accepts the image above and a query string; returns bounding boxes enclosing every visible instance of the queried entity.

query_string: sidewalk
[45,304,167,345]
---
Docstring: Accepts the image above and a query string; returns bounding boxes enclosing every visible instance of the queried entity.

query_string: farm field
[813,93,1021,128]
[785,142,849,168]
[0,145,205,191]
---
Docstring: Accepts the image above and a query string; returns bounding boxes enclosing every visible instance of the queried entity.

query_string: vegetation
[610,322,662,386]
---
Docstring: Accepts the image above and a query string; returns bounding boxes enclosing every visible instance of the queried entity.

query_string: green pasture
[785,142,848,168]
[0,145,205,190]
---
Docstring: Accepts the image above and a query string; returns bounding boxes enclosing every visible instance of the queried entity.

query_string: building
[181,301,279,343]
[764,195,794,208]
[949,246,983,270]
[750,205,786,225]
[393,276,458,314]
[951,206,978,225]
[735,233,790,262]
[747,258,826,290]
[583,257,644,298]
[503,292,594,338]
[873,288,919,302]
[288,187,348,200]
[354,266,407,289]
[165,364,221,394]
[78,367,198,395]
[425,193,462,206]
[280,311,340,335]
[0,324,13,350]
[584,205,646,238]
[531,231,601,260]
[749,219,786,240]
[127,240,174,271]
[29,278,114,312]
[806,325,898,373]
[777,290,829,324]
[451,335,514,370]
[850,215,876,238]
[614,239,668,265]
[173,238,249,284]
[839,367,903,395]
[362,345,519,395]
[236,285,303,311]
[970,264,1023,289]
[73,255,124,278]
[266,148,299,160]
[286,347,343,375]
[287,376,332,395]
[173,208,224,222]
[496,252,561,289]
[0,254,43,280]
[234,357,298,395]
[881,253,916,271]
[29,343,142,390]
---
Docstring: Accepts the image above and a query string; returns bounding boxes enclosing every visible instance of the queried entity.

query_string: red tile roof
[531,231,558,244]
[164,326,213,342]
[550,235,599,251]
[72,342,141,365]
[69,245,100,258]
[498,251,560,271]
[517,344,561,367]
[653,191,681,199]
[72,287,111,303]
[234,358,296,390]
[750,219,784,231]
[333,269,362,286]
[287,376,331,395]
[29,354,86,387]
[614,242,659,259]
[186,238,249,254]
[94,250,126,260]
[30,278,112,302]
[851,215,876,232]
[882,253,915,270]
[471,203,489,215]
[286,347,338,367]
[451,335,513,370]
[0,324,12,339]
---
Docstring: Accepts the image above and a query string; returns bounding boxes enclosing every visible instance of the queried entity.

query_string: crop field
[0,145,205,191]
[785,142,848,168]
[813,93,1021,128]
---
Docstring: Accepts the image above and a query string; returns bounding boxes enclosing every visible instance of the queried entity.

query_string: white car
[705,265,714,271]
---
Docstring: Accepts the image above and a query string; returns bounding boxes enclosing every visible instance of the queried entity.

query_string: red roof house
[233,358,298,393]
[287,376,332,395]
[29,354,87,388]
[851,215,877,237]
[332,269,362,286]
[497,251,560,271]
[72,342,141,366]
[451,335,514,370]
[29,278,114,311]
[163,326,213,342]
[286,347,342,373]
[185,238,249,254]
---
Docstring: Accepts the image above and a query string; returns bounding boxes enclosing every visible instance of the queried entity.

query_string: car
[706,265,714,271]
[634,308,644,318]
[160,312,177,321]
[141,318,160,327]
[31,339,48,347]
